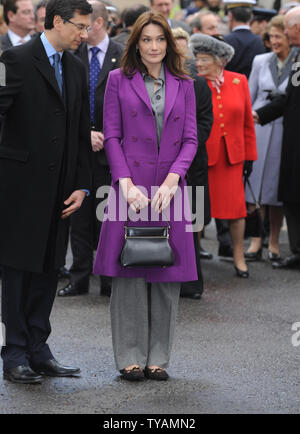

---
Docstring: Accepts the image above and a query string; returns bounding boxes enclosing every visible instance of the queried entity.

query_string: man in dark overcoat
[0,0,92,383]
[58,0,124,298]
[254,6,300,270]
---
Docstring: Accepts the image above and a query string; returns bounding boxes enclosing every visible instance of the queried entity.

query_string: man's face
[8,0,35,32]
[35,6,46,33]
[284,14,300,47]
[56,12,91,51]
[201,14,219,36]
[151,0,173,19]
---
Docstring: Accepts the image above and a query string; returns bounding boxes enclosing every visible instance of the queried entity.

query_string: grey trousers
[110,277,180,371]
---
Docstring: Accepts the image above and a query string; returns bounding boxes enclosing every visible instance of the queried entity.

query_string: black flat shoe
[234,266,249,278]
[57,283,88,297]
[199,248,213,260]
[144,367,169,381]
[3,366,43,384]
[268,251,281,262]
[120,366,144,381]
[244,248,262,261]
[30,358,80,377]
[272,254,300,270]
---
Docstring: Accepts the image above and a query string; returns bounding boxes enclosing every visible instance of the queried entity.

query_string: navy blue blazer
[224,29,265,78]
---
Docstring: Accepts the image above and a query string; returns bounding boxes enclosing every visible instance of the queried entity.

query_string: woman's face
[137,23,167,69]
[269,26,290,57]
[175,37,189,57]
[195,53,220,77]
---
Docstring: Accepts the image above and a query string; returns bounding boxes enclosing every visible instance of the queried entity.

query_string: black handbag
[244,178,265,238]
[119,223,175,268]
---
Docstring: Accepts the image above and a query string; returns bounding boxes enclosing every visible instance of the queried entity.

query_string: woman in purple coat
[93,11,198,381]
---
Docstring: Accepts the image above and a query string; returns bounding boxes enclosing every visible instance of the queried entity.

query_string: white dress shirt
[7,29,31,46]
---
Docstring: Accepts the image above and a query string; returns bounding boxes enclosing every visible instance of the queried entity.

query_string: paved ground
[1,222,300,414]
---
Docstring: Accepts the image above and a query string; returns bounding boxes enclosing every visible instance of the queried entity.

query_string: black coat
[224,29,265,78]
[74,39,124,166]
[0,36,92,272]
[0,33,13,53]
[256,50,300,204]
[187,73,213,225]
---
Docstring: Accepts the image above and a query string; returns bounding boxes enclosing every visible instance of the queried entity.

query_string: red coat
[205,71,257,219]
[206,70,257,167]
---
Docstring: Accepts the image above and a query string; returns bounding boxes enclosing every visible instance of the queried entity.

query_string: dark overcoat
[256,50,300,204]
[0,36,91,273]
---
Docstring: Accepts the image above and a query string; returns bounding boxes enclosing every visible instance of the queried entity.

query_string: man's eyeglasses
[64,19,91,33]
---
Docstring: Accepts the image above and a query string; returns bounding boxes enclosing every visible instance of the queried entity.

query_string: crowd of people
[0,0,299,383]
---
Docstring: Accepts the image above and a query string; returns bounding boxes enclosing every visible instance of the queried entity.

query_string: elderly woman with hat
[190,33,257,277]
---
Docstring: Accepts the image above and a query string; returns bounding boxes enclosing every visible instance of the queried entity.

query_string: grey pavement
[0,222,300,414]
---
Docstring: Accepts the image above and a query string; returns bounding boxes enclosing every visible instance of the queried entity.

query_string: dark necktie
[89,46,101,125]
[52,53,63,95]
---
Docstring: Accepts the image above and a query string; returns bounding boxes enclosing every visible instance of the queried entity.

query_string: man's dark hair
[3,0,18,25]
[35,0,47,21]
[231,7,252,23]
[123,4,149,28]
[44,0,93,29]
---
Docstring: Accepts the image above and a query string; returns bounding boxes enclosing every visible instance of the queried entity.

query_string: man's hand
[62,190,86,219]
[151,172,180,213]
[91,131,104,152]
[252,110,259,124]
[119,177,150,213]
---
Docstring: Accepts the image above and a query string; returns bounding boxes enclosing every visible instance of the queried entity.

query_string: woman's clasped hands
[120,173,180,214]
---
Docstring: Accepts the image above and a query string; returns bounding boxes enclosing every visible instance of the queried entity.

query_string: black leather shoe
[245,248,262,261]
[234,266,249,278]
[30,358,80,377]
[268,251,281,262]
[3,366,43,384]
[57,283,88,297]
[199,247,213,260]
[272,254,300,270]
[58,266,71,279]
[144,367,169,381]
[120,366,144,381]
[218,244,233,258]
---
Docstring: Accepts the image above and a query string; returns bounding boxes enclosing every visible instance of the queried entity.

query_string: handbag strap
[244,177,260,209]
[124,205,170,228]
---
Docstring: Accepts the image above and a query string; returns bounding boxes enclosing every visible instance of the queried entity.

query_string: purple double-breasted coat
[93,66,198,282]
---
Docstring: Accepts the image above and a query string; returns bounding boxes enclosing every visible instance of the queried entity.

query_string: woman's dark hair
[44,0,92,30]
[121,11,189,79]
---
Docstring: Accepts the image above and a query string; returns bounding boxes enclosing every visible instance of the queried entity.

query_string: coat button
[174,116,180,122]
[220,123,224,128]
[132,136,138,142]
[217,95,221,100]
[51,137,59,143]
[173,140,180,146]
[219,104,223,108]
[48,164,55,171]
[133,161,140,167]
[223,132,227,136]
[219,113,224,118]
[131,110,137,117]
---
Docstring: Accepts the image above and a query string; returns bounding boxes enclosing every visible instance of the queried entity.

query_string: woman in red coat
[190,34,257,277]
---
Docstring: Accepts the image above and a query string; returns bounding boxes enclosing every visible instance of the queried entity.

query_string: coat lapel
[130,70,153,113]
[163,65,179,124]
[32,37,65,106]
[268,53,279,88]
[97,40,118,89]
[61,51,77,117]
